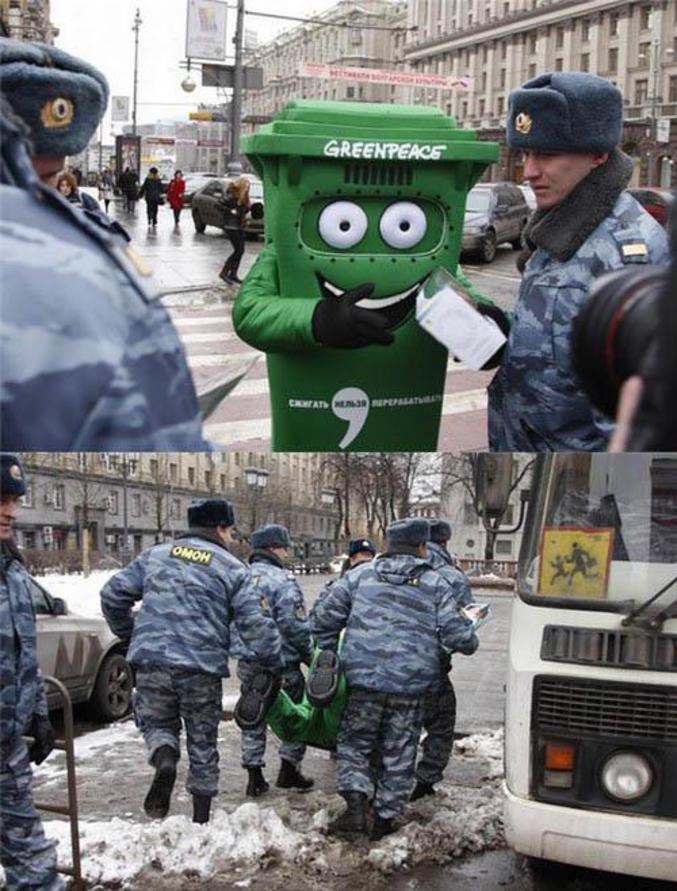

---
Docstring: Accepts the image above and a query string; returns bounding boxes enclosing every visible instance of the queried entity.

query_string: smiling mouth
[317,275,422,329]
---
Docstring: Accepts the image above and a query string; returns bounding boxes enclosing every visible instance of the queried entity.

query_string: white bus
[503,453,677,882]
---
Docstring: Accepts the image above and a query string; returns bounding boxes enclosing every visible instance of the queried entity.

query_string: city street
[107,200,522,451]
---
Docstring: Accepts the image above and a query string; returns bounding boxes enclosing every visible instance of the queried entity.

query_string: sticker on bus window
[539,527,614,599]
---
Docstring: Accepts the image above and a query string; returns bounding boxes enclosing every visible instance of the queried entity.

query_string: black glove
[475,301,510,370]
[28,714,55,765]
[312,283,395,349]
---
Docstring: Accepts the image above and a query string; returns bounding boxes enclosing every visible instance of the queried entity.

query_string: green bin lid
[244,99,499,164]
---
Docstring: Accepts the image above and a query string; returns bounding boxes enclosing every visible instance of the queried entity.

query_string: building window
[555,57,563,72]
[346,86,355,98]
[608,47,618,73]
[581,19,590,42]
[640,5,651,30]
[220,473,226,490]
[52,485,65,511]
[580,53,589,72]
[555,26,563,48]
[169,463,178,483]
[635,79,649,104]
[500,68,506,87]
[528,32,537,54]
[497,96,504,115]
[131,494,141,518]
[638,42,651,67]
[501,41,507,60]
[482,46,488,63]
[464,501,478,525]
[609,12,619,36]
[188,467,195,486]
[205,470,212,489]
[495,539,513,556]
[21,481,33,508]
[107,491,118,514]
[669,75,677,103]
[528,62,536,79]
[150,458,159,477]
[479,98,486,116]
[170,498,181,519]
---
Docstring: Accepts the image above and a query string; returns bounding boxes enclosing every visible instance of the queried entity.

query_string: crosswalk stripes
[168,303,491,450]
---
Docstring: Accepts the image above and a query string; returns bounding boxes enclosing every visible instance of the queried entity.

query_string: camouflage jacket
[0,101,206,450]
[425,543,474,668]
[0,543,48,745]
[310,552,478,695]
[488,190,670,451]
[100,534,283,677]
[230,550,312,667]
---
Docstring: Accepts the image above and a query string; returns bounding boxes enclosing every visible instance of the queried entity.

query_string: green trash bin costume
[234,100,499,451]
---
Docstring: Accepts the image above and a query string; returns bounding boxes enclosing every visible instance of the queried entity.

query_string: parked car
[629,187,674,228]
[31,576,133,722]
[191,176,265,238]
[183,171,219,206]
[462,182,530,263]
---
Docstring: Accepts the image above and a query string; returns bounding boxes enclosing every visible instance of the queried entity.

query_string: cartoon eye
[40,97,75,128]
[318,201,368,249]
[379,202,427,249]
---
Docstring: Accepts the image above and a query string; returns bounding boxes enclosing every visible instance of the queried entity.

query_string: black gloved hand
[28,714,55,765]
[475,301,510,370]
[312,283,395,349]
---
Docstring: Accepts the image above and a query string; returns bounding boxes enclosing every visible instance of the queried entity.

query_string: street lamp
[132,8,142,137]
[245,467,268,531]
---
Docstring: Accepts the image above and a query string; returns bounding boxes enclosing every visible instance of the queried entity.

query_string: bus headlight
[600,751,653,802]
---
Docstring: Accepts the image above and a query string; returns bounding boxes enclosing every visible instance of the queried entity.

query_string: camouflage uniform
[311,553,478,819]
[488,191,670,451]
[100,533,282,797]
[417,543,475,787]
[231,550,312,768]
[0,543,64,891]
[0,100,206,451]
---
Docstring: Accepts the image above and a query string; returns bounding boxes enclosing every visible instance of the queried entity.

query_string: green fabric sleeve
[454,263,492,307]
[232,244,323,352]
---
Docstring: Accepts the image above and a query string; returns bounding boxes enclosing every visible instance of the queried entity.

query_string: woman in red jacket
[167,170,186,225]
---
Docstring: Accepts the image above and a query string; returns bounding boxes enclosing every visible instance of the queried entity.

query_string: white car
[31,576,133,722]
[518,182,537,212]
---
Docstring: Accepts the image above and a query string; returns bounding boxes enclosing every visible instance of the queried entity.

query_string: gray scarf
[518,148,634,269]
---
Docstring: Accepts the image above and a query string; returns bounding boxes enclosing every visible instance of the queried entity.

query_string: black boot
[192,794,212,824]
[328,791,367,835]
[410,780,435,801]
[246,766,269,798]
[144,745,177,818]
[370,814,396,841]
[219,266,232,283]
[276,758,314,791]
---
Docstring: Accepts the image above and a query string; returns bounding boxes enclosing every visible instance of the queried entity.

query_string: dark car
[629,187,674,228]
[32,576,133,722]
[462,182,530,263]
[191,176,265,238]
[182,172,219,207]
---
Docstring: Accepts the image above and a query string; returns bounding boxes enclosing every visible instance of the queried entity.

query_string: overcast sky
[51,0,340,136]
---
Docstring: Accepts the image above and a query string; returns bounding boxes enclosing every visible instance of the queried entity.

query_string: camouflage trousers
[237,661,306,767]
[133,666,222,797]
[415,675,457,786]
[0,735,65,891]
[337,688,422,820]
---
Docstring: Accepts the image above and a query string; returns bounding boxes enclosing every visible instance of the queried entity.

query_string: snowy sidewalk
[32,718,505,890]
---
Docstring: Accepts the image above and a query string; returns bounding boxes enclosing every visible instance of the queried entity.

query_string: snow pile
[454,727,504,779]
[44,803,305,885]
[40,570,116,618]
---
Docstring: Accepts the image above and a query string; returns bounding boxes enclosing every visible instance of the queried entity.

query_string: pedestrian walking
[219,177,250,284]
[0,37,206,450]
[487,72,670,451]
[139,166,164,229]
[100,500,283,824]
[0,454,63,891]
[118,166,138,213]
[98,167,114,213]
[411,519,475,801]
[311,518,479,841]
[231,524,314,798]
[167,169,185,226]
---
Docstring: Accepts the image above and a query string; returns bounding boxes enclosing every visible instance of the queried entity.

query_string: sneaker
[306,650,340,707]
[234,670,280,731]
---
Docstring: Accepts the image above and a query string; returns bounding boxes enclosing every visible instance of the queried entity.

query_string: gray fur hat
[429,520,451,543]
[386,518,430,547]
[187,499,235,528]
[507,72,622,154]
[251,523,291,549]
[0,37,108,157]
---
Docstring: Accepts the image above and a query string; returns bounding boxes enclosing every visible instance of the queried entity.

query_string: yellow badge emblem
[515,111,533,134]
[621,243,648,258]
[170,545,213,565]
[9,464,22,481]
[40,97,75,129]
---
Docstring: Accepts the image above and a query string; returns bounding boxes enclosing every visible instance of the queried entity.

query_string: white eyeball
[379,201,427,249]
[318,201,368,249]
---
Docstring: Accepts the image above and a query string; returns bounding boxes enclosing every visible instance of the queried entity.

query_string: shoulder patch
[170,545,213,566]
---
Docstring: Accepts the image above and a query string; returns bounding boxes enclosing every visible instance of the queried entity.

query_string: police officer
[0,454,63,891]
[341,537,377,576]
[411,519,475,801]
[486,72,670,451]
[100,500,283,825]
[232,524,314,797]
[311,518,479,841]
[0,38,206,450]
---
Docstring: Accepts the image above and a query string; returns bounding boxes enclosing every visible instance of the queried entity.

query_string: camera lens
[572,267,665,418]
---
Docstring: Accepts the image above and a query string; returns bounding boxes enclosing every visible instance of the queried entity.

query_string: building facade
[404,0,677,186]
[242,0,408,134]
[1,0,58,43]
[16,452,341,565]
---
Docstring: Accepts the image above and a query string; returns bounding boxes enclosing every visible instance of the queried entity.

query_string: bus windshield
[518,454,677,611]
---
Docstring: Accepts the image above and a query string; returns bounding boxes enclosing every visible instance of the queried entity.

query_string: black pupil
[399,220,411,231]
[339,220,351,232]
